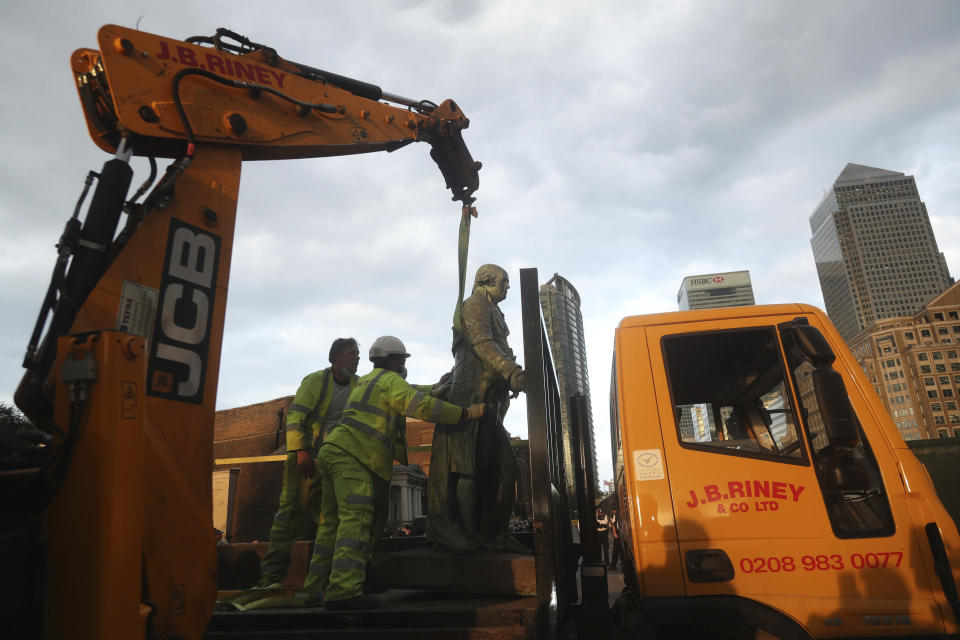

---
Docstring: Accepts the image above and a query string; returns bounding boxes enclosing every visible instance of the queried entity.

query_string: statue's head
[474,264,509,303]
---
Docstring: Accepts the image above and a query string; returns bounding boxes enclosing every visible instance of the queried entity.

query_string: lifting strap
[453,204,478,334]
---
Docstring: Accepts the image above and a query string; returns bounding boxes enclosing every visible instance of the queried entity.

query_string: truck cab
[610,303,960,638]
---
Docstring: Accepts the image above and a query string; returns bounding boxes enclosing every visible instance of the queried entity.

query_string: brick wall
[406,419,433,475]
[214,396,293,459]
[214,397,292,542]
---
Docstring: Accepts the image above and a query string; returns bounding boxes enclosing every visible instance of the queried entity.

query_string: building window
[905,331,915,340]
[947,402,958,411]
[925,377,935,386]
[952,415,960,425]
[953,325,960,334]
[922,330,932,338]
[948,350,958,359]
[933,352,944,360]
[940,327,950,336]
[944,389,954,398]
[928,390,939,399]
[918,353,929,361]
[936,364,948,373]
[922,365,933,373]
[931,402,942,412]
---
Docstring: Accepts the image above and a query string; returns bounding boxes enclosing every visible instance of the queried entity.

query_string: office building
[810,163,952,342]
[539,274,599,494]
[677,270,755,310]
[849,281,960,441]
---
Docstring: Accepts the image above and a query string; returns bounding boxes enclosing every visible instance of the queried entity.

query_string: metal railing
[520,267,577,634]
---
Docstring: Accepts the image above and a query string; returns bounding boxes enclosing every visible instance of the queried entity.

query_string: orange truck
[609,303,960,638]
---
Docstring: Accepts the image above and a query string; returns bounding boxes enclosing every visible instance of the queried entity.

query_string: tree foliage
[0,402,31,430]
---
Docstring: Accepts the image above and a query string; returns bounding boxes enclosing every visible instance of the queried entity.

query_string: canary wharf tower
[810,164,952,342]
[539,274,598,494]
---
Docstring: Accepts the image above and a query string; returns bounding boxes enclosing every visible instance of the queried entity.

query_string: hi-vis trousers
[302,445,388,602]
[259,450,321,585]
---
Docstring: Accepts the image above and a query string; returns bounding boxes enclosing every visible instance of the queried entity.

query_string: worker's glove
[508,368,526,394]
[462,403,486,421]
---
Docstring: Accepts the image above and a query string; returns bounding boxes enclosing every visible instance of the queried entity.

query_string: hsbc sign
[689,276,726,286]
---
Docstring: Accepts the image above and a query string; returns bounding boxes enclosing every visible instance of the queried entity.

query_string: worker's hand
[296,449,316,479]
[508,368,526,394]
[462,403,486,421]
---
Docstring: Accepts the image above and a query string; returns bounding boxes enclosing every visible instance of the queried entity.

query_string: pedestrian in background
[595,507,609,566]
[609,507,621,570]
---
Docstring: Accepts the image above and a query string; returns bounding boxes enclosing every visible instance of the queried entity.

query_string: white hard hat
[369,336,410,361]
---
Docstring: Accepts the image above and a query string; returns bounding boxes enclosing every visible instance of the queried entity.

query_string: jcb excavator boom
[9,24,479,640]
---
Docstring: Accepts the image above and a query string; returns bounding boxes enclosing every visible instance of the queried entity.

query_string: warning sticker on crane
[116,280,159,338]
[634,449,664,481]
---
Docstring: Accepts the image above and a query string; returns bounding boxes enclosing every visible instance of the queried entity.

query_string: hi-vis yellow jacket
[285,367,358,452]
[324,368,464,481]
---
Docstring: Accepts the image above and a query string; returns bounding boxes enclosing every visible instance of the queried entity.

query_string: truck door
[646,317,946,637]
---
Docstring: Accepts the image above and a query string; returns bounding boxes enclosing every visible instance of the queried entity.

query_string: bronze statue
[428,264,527,553]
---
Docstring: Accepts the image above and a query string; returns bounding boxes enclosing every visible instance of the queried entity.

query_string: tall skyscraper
[539,274,598,495]
[677,270,755,310]
[810,163,952,342]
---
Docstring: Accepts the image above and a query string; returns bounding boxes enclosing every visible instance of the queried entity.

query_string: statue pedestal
[367,548,536,596]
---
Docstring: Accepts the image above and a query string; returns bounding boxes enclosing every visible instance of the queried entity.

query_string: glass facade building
[539,274,598,495]
[810,163,952,342]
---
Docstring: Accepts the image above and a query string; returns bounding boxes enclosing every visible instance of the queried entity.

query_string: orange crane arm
[13,24,480,640]
[74,25,479,200]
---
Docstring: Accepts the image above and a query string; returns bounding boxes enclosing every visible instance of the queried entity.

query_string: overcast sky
[2,1,959,484]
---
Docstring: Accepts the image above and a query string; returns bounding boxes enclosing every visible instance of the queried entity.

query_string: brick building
[849,281,960,440]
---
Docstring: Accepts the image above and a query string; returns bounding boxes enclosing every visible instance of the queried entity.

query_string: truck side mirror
[782,321,860,450]
[792,324,836,368]
[811,369,860,449]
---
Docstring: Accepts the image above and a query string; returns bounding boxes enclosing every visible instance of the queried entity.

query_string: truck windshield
[662,327,806,463]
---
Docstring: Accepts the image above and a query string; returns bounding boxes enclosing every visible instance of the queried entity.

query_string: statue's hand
[432,371,452,398]
[509,368,526,394]
[463,403,486,421]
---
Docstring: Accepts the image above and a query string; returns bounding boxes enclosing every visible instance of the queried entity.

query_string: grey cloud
[3,1,959,485]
